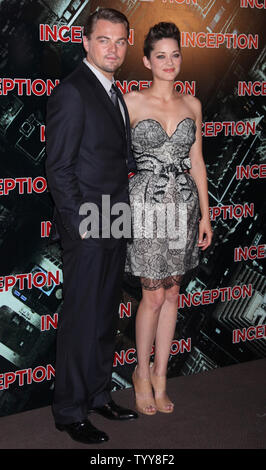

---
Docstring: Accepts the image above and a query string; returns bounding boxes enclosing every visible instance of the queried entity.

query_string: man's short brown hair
[84,8,130,39]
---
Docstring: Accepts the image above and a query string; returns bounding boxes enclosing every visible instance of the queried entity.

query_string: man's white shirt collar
[83,58,114,95]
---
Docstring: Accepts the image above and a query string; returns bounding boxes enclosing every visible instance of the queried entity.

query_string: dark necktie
[110,83,125,126]
[111,84,134,172]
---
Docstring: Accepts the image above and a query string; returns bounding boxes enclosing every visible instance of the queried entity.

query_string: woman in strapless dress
[124,22,212,415]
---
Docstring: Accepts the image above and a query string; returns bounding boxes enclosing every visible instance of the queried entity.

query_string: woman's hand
[198,217,213,250]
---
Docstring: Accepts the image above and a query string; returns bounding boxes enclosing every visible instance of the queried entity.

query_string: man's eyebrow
[96,35,127,40]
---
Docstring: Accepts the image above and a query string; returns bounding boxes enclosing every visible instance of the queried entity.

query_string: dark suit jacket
[45,62,136,245]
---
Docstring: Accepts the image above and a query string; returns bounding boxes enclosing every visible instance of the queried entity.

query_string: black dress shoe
[56,418,109,444]
[90,399,138,420]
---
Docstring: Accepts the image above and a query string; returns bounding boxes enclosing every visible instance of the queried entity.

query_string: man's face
[83,19,128,79]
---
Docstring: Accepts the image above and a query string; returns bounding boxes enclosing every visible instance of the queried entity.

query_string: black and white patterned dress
[125,117,200,290]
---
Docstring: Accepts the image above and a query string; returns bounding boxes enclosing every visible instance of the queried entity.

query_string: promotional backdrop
[0,0,265,417]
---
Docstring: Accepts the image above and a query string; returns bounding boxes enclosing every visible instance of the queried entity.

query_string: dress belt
[137,163,191,203]
[138,163,189,176]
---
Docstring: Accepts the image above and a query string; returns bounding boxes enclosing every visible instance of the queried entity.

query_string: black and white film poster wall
[0,0,265,417]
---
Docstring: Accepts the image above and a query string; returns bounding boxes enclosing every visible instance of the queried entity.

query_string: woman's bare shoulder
[182,93,202,113]
[177,93,202,121]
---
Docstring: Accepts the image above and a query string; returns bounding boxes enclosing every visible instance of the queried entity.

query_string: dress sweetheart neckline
[131,117,196,139]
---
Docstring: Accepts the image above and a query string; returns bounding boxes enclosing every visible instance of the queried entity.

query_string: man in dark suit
[45,8,137,445]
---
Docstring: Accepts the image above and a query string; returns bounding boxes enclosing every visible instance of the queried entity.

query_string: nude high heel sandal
[150,364,174,413]
[132,366,157,416]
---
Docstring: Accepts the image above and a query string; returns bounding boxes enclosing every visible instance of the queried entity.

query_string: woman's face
[143,38,182,81]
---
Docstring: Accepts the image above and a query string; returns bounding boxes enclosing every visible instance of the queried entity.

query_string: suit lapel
[81,62,126,136]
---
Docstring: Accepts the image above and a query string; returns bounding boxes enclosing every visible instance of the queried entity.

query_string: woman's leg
[150,284,180,412]
[135,287,165,378]
[132,286,165,414]
[153,284,180,375]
